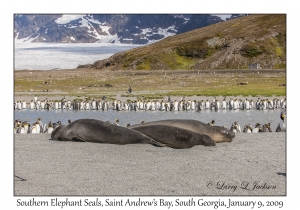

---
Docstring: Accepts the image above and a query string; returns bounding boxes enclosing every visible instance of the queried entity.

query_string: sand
[14,132,286,196]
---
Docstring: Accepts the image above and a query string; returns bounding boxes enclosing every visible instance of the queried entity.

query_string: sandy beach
[14,132,286,196]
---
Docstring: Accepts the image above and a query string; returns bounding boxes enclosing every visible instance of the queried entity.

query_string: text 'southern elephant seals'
[130,119,235,143]
[50,119,166,147]
[131,124,216,148]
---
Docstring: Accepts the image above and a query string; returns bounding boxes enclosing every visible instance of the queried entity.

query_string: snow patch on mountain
[141,25,177,37]
[94,33,120,44]
[156,25,177,36]
[213,14,232,21]
[55,15,85,24]
[79,17,94,29]
[141,28,152,35]
[99,25,110,34]
[15,33,39,43]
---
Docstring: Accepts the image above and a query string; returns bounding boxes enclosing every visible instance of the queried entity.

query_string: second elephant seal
[130,119,235,143]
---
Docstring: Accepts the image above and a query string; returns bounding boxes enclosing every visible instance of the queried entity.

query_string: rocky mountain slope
[79,14,286,70]
[14,14,245,44]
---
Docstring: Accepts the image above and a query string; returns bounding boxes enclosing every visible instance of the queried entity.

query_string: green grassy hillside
[80,14,285,70]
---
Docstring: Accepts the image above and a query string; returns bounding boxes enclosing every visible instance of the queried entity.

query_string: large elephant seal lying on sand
[129,119,235,143]
[50,119,216,149]
[130,124,216,148]
[51,119,166,147]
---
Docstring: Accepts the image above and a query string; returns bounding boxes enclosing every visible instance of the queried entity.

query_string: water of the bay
[14,108,283,131]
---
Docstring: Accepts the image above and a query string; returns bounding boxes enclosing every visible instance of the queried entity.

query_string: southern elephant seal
[50,119,166,147]
[130,124,216,149]
[129,119,235,143]
[50,119,216,149]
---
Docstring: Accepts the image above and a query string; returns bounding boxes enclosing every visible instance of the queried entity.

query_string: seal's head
[50,124,65,140]
[213,126,235,142]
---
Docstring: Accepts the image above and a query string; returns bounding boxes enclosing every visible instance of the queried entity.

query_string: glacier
[14,43,140,70]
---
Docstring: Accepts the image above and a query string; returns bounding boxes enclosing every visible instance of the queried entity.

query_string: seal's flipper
[147,138,167,147]
[128,127,166,147]
[72,135,86,142]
